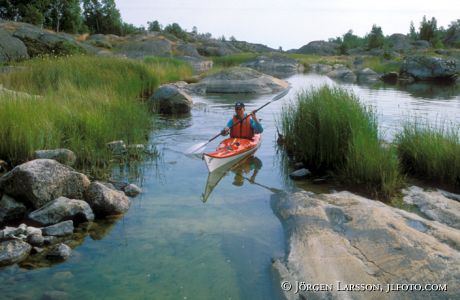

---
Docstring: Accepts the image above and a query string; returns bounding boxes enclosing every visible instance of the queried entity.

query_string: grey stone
[28,196,94,226]
[27,233,44,247]
[42,220,74,237]
[85,182,130,216]
[271,191,460,299]
[309,63,333,74]
[0,240,31,266]
[0,159,90,209]
[289,168,311,179]
[148,85,193,114]
[357,68,380,83]
[0,28,29,62]
[190,67,289,94]
[0,194,27,224]
[387,33,412,52]
[46,243,71,260]
[178,56,213,74]
[327,66,357,82]
[296,40,340,55]
[33,149,76,166]
[124,184,142,197]
[381,72,399,84]
[400,56,457,81]
[117,38,172,58]
[241,54,304,78]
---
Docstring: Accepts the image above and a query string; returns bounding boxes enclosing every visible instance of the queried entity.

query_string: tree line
[330,16,460,54]
[0,0,142,35]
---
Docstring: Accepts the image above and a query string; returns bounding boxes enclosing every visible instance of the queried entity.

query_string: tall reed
[280,86,402,198]
[396,121,460,187]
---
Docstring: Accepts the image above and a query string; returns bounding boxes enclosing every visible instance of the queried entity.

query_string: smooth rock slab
[28,196,94,226]
[42,220,74,237]
[85,182,130,216]
[0,240,31,266]
[0,159,90,209]
[271,190,460,299]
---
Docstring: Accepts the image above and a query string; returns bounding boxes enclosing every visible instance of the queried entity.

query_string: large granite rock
[116,38,172,58]
[28,196,94,226]
[0,240,31,266]
[296,41,340,56]
[148,84,193,114]
[0,28,29,62]
[0,159,90,209]
[272,190,460,299]
[357,68,380,83]
[387,34,412,52]
[326,65,357,82]
[197,40,241,56]
[85,182,130,216]
[33,149,76,166]
[242,55,304,78]
[400,56,457,81]
[190,67,289,94]
[178,56,213,74]
[0,194,27,224]
[403,186,460,230]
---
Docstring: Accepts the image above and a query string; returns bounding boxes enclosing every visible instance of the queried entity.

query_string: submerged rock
[0,159,90,209]
[28,196,94,226]
[271,190,460,299]
[85,182,130,216]
[0,240,31,266]
[123,184,142,197]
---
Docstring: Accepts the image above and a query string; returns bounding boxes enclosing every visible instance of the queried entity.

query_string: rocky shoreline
[271,189,460,299]
[0,151,141,268]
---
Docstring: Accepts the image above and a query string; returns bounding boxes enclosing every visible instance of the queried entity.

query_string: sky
[115,0,460,50]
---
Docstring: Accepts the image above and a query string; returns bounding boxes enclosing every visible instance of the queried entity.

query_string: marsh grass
[143,56,193,82]
[0,55,188,173]
[287,54,352,69]
[362,56,401,73]
[396,121,460,187]
[280,86,402,198]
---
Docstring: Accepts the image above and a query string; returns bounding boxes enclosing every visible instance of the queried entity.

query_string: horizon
[115,0,459,50]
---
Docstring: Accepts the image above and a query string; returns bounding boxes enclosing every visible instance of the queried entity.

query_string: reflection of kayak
[201,168,227,202]
[203,134,261,173]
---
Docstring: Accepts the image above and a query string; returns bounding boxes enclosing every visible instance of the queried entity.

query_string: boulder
[400,56,457,81]
[241,55,304,78]
[0,28,29,63]
[0,240,31,266]
[387,33,412,52]
[191,67,289,94]
[85,182,130,216]
[46,243,71,260]
[148,85,193,114]
[296,41,340,56]
[42,220,74,237]
[411,40,431,49]
[0,194,27,224]
[123,184,142,197]
[309,64,333,74]
[381,72,399,84]
[178,56,213,74]
[403,186,460,230]
[326,65,357,82]
[357,68,380,83]
[175,43,200,57]
[272,190,460,299]
[33,149,76,166]
[0,159,90,209]
[0,224,28,241]
[28,196,94,226]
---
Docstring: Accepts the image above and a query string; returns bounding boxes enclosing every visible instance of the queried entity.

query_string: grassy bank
[287,54,352,70]
[280,86,402,198]
[0,55,192,172]
[396,122,460,187]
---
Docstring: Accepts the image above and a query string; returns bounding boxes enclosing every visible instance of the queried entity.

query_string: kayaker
[221,102,263,138]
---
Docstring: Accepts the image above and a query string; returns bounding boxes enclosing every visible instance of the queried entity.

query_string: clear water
[1,74,459,300]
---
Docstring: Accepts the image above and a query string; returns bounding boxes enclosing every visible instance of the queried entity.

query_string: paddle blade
[185,142,207,154]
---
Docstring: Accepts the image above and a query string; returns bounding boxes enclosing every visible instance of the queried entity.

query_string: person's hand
[251,112,259,122]
[221,127,230,136]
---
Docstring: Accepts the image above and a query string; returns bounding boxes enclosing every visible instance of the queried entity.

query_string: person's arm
[222,119,234,135]
[250,113,263,133]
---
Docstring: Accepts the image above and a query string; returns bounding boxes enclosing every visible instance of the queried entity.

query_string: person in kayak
[221,102,263,138]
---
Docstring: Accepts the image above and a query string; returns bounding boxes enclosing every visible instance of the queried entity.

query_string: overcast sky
[115,0,459,50]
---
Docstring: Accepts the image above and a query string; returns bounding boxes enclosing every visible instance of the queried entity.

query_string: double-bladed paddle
[185,87,291,154]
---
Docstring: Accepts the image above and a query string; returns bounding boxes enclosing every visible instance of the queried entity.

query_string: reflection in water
[202,156,263,202]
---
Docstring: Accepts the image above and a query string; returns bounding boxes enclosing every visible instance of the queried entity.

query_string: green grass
[210,53,258,67]
[280,86,402,198]
[287,54,352,70]
[362,56,401,73]
[395,121,460,187]
[143,56,193,83]
[0,55,191,174]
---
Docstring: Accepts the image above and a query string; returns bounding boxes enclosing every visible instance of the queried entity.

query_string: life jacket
[230,115,254,139]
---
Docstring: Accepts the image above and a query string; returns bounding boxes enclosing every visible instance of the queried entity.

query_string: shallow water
[1,73,459,299]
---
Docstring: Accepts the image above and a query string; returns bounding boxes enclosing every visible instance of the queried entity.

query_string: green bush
[396,122,460,186]
[280,86,402,198]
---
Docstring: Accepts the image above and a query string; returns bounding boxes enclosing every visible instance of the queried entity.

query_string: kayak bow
[203,134,261,173]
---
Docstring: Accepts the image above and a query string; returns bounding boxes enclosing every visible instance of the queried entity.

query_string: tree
[82,0,122,34]
[367,24,384,49]
[419,16,437,42]
[409,21,418,40]
[339,30,365,53]
[164,23,187,40]
[147,20,161,32]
